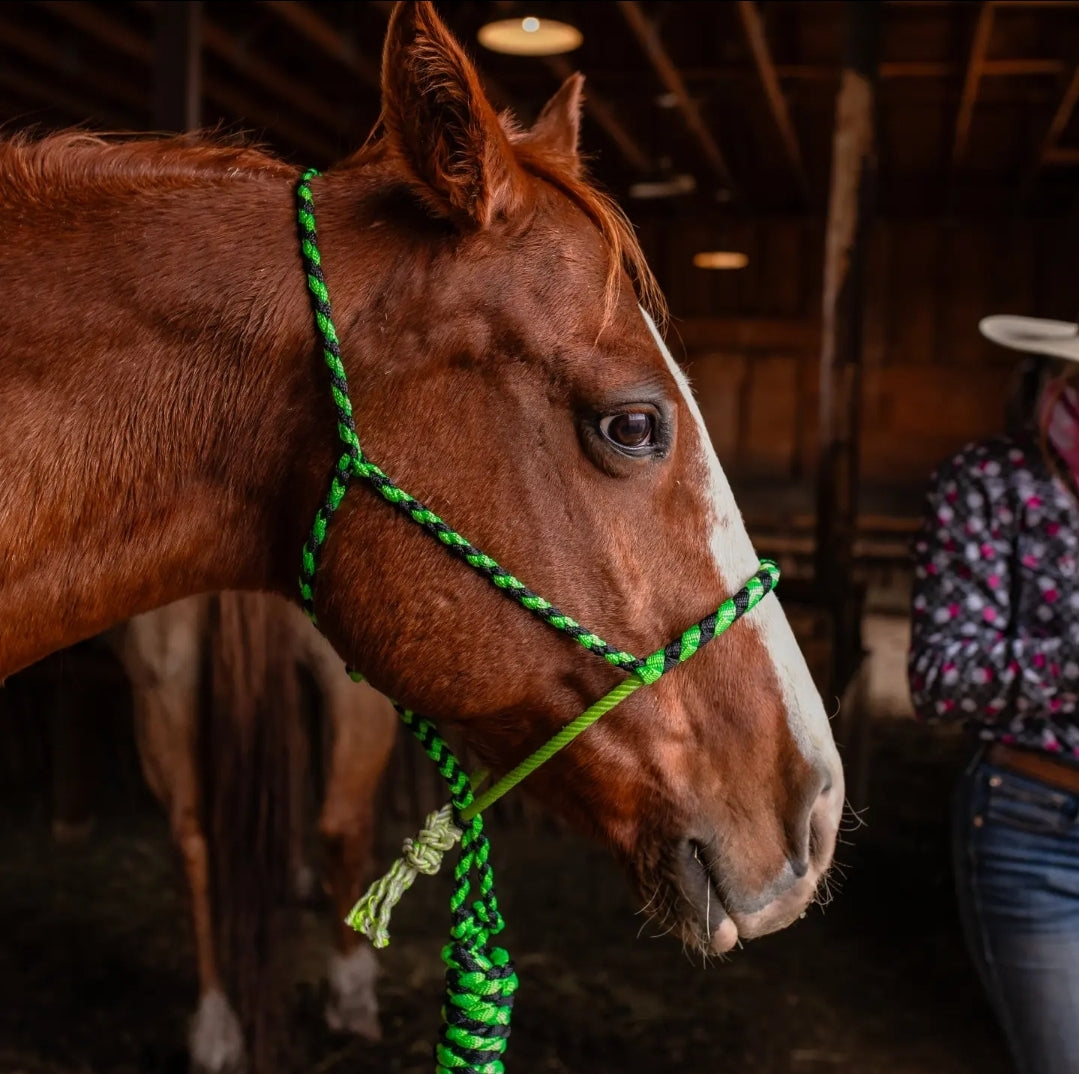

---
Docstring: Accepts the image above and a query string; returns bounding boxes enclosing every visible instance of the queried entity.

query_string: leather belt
[987,742,1079,796]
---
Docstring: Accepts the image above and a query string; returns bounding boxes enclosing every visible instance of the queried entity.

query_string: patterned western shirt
[909,434,1079,757]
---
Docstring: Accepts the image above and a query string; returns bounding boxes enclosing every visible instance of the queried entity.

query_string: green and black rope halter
[296,168,779,1074]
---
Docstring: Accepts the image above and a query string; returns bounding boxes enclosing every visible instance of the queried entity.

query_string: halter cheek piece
[296,169,778,1074]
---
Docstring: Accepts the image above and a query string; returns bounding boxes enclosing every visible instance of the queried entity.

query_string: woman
[909,314,1079,1074]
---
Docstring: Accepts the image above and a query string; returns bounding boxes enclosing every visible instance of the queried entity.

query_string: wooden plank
[0,12,147,115]
[1032,64,1079,176]
[1045,145,1079,165]
[201,19,338,132]
[260,0,380,89]
[0,62,135,127]
[815,1,880,693]
[154,0,201,131]
[736,0,810,204]
[617,0,738,195]
[770,59,1064,80]
[681,355,747,464]
[37,0,151,60]
[672,316,818,354]
[38,0,335,157]
[952,3,994,168]
[746,355,802,477]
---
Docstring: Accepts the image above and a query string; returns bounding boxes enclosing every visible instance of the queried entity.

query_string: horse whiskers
[634,882,664,918]
[841,799,869,832]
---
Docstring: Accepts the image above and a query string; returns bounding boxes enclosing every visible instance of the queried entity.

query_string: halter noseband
[295,168,778,1074]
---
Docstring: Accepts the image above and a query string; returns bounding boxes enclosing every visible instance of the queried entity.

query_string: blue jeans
[954,749,1079,1074]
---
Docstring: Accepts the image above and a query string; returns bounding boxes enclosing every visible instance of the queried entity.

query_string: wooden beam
[36,0,335,157]
[0,63,135,127]
[201,21,339,131]
[134,1,343,133]
[1045,145,1079,165]
[815,1,879,706]
[0,13,148,115]
[989,0,1079,7]
[542,54,651,174]
[36,0,150,62]
[204,75,338,160]
[1035,64,1079,169]
[617,0,737,195]
[154,0,202,131]
[984,58,1066,78]
[260,1,380,90]
[736,0,810,203]
[671,58,1064,83]
[952,2,994,168]
[674,316,818,354]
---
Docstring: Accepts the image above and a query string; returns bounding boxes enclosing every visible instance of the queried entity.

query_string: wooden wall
[635,214,1079,512]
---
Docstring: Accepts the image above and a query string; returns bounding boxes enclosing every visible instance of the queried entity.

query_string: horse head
[300,1,843,955]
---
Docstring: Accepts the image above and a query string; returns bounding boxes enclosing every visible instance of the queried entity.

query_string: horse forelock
[513,139,666,331]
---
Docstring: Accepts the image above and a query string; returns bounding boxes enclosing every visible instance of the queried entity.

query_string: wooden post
[814,2,879,703]
[154,0,202,131]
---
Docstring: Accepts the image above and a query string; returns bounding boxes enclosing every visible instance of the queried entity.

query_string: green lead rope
[295,168,779,1073]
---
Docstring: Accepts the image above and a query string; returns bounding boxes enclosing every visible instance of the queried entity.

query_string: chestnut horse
[111,592,397,1072]
[0,0,842,981]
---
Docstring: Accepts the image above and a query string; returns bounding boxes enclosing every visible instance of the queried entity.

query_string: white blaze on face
[640,309,838,765]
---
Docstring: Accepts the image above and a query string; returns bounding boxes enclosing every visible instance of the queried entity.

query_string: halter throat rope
[296,168,778,1074]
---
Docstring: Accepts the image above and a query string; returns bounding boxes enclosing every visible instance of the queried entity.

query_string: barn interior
[2,2,1078,1072]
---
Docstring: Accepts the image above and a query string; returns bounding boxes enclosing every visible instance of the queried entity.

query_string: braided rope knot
[345,805,461,948]
[404,809,461,874]
[437,938,518,1073]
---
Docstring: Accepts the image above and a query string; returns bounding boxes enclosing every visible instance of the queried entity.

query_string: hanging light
[478,15,583,56]
[628,173,697,200]
[693,250,749,270]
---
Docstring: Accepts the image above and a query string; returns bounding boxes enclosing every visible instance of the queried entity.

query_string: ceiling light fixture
[628,173,697,200]
[477,16,583,56]
[693,251,749,270]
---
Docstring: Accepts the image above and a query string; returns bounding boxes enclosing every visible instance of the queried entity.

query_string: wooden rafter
[952,2,994,168]
[201,22,338,131]
[0,62,135,127]
[154,0,201,132]
[736,0,809,203]
[1046,145,1079,166]
[617,0,737,194]
[1034,63,1079,173]
[260,0,380,90]
[0,12,146,114]
[36,0,149,62]
[35,0,335,157]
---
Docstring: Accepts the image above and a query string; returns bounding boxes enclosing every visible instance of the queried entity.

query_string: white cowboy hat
[980,315,1079,363]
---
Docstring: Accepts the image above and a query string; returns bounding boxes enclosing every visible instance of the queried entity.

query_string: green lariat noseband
[295,169,778,1073]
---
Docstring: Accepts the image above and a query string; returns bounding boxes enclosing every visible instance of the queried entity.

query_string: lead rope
[295,169,778,1073]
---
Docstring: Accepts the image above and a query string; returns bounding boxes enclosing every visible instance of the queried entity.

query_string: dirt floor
[0,706,1011,1074]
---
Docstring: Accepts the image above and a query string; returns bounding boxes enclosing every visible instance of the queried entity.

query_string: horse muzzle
[673,761,843,955]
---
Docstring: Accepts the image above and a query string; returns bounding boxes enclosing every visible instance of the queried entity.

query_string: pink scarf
[1039,379,1079,484]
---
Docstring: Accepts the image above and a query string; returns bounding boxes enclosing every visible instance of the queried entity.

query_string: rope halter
[295,168,778,1074]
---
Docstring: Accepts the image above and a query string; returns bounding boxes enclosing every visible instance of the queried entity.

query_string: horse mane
[0,129,295,207]
[1,125,665,324]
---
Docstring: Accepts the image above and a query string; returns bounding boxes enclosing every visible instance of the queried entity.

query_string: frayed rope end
[345,803,461,948]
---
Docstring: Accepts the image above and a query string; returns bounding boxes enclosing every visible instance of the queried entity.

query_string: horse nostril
[789,855,809,879]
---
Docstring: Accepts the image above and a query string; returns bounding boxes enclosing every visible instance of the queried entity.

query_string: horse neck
[0,157,333,679]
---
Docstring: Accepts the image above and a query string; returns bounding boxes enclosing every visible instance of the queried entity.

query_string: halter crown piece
[295,169,779,1073]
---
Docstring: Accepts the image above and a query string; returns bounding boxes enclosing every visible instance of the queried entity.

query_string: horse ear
[381,1,525,227]
[529,73,584,172]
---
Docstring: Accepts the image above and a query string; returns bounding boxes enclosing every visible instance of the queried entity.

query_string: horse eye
[599,411,655,451]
